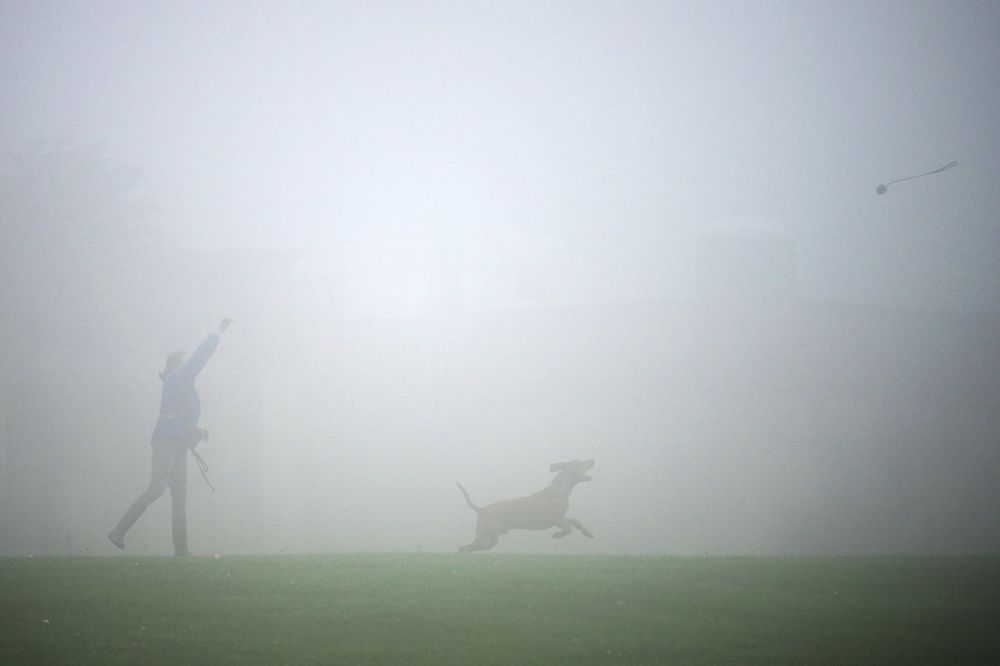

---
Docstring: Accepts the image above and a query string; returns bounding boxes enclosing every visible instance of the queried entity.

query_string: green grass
[2,554,998,665]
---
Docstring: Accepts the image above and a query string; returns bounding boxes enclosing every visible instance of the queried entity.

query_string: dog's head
[549,459,595,483]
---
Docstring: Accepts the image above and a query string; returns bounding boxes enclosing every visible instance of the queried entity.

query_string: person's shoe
[174,550,192,557]
[107,532,125,550]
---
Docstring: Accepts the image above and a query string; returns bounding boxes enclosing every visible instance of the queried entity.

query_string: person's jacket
[151,333,219,442]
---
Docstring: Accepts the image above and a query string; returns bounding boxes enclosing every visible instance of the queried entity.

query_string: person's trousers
[110,435,189,555]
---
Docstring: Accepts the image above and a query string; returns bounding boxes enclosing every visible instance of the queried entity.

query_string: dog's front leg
[551,525,572,538]
[552,516,594,538]
[568,517,594,537]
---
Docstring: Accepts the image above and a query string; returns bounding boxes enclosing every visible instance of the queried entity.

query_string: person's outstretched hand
[219,317,234,333]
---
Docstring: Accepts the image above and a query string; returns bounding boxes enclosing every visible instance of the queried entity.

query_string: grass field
[2,554,999,665]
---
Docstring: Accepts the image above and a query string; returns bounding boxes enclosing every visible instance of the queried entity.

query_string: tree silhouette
[1,139,153,245]
[0,140,156,347]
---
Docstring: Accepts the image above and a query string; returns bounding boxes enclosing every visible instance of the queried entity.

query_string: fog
[1,1,998,557]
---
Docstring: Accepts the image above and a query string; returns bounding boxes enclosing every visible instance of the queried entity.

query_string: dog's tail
[456,482,482,513]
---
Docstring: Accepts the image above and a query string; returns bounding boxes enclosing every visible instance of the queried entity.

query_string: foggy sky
[1,1,999,557]
[2,0,998,310]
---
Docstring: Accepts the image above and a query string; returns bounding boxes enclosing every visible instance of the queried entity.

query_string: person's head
[159,351,186,381]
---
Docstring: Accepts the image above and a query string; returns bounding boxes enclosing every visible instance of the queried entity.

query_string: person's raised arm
[179,318,233,380]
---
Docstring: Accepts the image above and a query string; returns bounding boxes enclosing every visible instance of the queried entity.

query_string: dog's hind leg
[459,519,501,552]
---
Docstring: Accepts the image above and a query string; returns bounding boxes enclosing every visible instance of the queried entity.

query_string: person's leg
[169,444,190,556]
[108,439,179,549]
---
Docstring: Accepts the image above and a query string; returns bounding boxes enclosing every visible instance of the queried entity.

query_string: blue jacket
[151,333,220,442]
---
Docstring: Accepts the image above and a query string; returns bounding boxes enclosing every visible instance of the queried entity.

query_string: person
[108,318,233,556]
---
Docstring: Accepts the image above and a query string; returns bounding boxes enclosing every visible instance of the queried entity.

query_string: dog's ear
[549,462,568,473]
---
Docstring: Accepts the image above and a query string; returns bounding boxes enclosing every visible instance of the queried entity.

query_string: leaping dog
[456,459,595,552]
